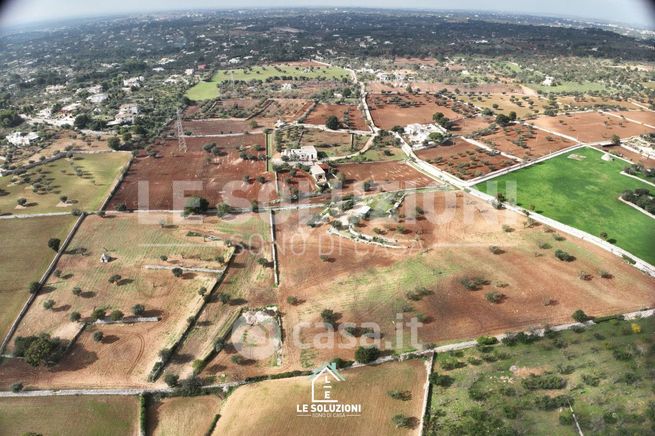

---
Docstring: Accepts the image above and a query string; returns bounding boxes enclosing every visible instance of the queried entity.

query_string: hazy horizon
[1,0,654,30]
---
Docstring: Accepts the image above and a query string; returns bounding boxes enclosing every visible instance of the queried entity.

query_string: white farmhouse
[282,145,318,162]
[6,131,39,146]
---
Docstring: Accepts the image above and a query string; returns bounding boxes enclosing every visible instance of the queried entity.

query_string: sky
[0,0,654,29]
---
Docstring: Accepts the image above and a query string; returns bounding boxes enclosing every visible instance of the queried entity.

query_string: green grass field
[475,147,655,264]
[0,152,131,215]
[0,395,138,435]
[426,317,655,435]
[185,64,350,100]
[0,215,76,341]
[528,81,609,94]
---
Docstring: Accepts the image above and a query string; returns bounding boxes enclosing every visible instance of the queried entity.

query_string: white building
[282,145,318,162]
[107,103,139,126]
[542,76,554,86]
[405,123,447,148]
[87,93,108,104]
[310,164,326,184]
[6,131,39,146]
[123,76,144,88]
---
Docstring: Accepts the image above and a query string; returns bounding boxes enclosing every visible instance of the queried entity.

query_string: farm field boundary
[0,213,86,355]
[0,308,652,398]
[466,187,655,277]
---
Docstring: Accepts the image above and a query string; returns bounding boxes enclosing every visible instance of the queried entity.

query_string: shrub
[287,296,299,305]
[11,382,23,393]
[477,336,498,346]
[488,245,503,254]
[69,311,81,322]
[554,249,575,262]
[132,304,145,316]
[171,267,184,277]
[429,373,454,387]
[92,331,104,342]
[355,346,380,363]
[43,299,55,310]
[522,374,567,390]
[388,390,412,400]
[485,292,503,304]
[460,276,488,291]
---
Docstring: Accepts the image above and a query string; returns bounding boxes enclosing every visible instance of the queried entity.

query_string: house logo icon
[310,363,345,403]
[296,363,362,417]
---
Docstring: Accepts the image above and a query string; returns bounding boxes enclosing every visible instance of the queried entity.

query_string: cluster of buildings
[281,145,327,184]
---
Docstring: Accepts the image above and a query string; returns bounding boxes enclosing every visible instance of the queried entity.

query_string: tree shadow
[53,304,71,313]
[229,298,248,306]
[101,335,120,344]
[81,291,96,298]
[117,278,134,286]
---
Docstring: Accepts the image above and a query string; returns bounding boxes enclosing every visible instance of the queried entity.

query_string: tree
[192,359,204,374]
[11,382,23,393]
[72,286,82,296]
[325,115,340,130]
[495,114,511,126]
[108,274,122,284]
[69,311,81,322]
[16,197,27,206]
[108,136,120,150]
[47,238,61,252]
[355,346,380,363]
[132,304,145,316]
[391,414,412,428]
[164,373,179,387]
[172,267,184,277]
[29,282,41,294]
[110,310,124,321]
[257,257,269,267]
[611,134,620,146]
[572,309,589,323]
[19,334,62,367]
[159,348,172,361]
[183,196,209,215]
[43,299,55,310]
[219,293,231,304]
[287,296,299,305]
[320,309,339,327]
[74,114,91,129]
[91,308,106,321]
[216,202,231,217]
[93,331,104,342]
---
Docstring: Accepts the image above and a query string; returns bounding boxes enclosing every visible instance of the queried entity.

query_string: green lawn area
[0,215,76,341]
[0,395,138,435]
[475,147,655,264]
[426,317,655,435]
[528,81,609,94]
[185,64,350,100]
[0,152,131,215]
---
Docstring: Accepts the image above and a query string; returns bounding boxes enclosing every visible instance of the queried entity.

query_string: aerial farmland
[0,5,653,436]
